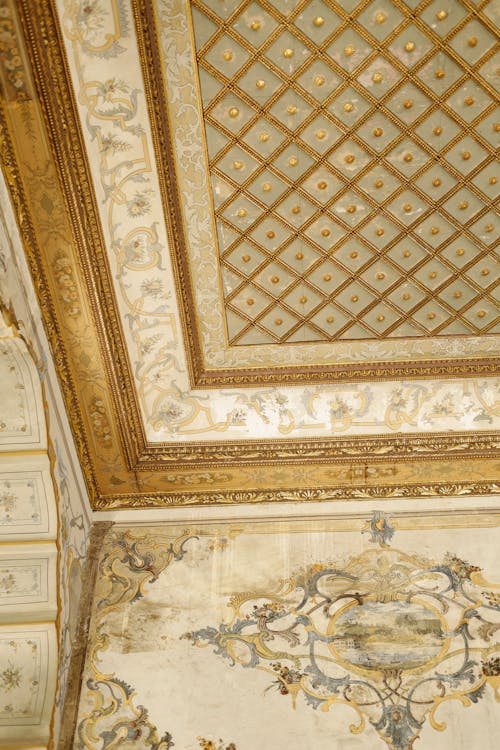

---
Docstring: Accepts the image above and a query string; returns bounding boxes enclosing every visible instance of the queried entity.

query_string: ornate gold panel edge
[137,430,500,466]
[13,0,149,466]
[132,0,499,388]
[93,479,500,510]
[0,102,98,501]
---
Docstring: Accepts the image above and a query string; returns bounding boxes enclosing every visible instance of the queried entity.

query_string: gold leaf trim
[93,481,500,510]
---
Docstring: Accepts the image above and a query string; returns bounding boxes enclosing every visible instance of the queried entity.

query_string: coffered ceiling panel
[192,0,499,347]
[123,0,498,387]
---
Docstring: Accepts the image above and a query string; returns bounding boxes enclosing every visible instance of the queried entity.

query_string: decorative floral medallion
[186,546,500,750]
[74,522,500,750]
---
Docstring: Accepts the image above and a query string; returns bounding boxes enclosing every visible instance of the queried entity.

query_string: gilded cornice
[0,102,100,491]
[14,0,147,467]
[138,431,499,466]
[0,0,127,504]
[93,480,500,510]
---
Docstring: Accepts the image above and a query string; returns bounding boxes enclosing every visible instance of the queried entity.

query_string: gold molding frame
[137,431,500,465]
[93,479,500,510]
[0,0,498,509]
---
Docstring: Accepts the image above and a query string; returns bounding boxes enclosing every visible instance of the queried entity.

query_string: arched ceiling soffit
[0,0,498,508]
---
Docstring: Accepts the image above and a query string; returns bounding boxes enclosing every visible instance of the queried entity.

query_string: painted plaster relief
[73,516,500,750]
[0,458,56,541]
[1,156,92,746]
[54,0,499,443]
[0,543,57,622]
[0,337,44,449]
[0,624,57,745]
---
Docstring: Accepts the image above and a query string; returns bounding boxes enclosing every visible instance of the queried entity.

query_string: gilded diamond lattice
[191,0,499,345]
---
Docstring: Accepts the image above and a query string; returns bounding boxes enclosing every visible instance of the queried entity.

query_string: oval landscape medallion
[331,601,444,671]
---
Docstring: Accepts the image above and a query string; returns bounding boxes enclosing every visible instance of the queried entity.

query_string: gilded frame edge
[0,96,101,500]
[13,0,149,463]
[135,430,500,466]
[93,479,500,509]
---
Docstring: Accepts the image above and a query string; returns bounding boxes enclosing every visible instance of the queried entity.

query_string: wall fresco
[72,515,500,749]
[55,0,499,443]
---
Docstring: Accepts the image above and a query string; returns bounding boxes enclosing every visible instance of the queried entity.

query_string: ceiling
[194,0,499,346]
[0,0,498,509]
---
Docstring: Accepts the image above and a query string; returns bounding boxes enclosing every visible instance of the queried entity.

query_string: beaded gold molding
[93,479,500,510]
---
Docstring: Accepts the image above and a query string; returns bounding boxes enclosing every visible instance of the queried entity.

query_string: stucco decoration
[0,458,57,542]
[72,515,500,750]
[0,542,57,623]
[0,623,58,745]
[0,335,44,449]
[0,323,60,748]
[0,168,92,746]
